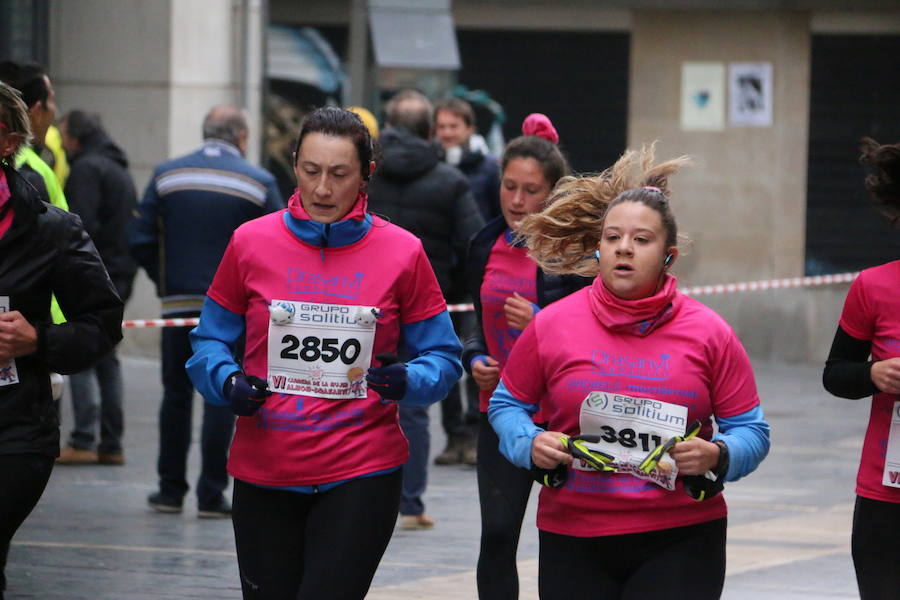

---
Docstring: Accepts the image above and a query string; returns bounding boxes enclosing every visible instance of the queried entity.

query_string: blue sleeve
[186,297,246,406]
[399,311,463,407]
[129,175,161,283]
[487,379,541,469]
[712,404,770,482]
[263,178,285,213]
[531,302,541,316]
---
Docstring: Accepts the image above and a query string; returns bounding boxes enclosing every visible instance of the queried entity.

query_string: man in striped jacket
[129,105,283,518]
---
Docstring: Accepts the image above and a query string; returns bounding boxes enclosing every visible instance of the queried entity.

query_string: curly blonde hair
[517,143,690,277]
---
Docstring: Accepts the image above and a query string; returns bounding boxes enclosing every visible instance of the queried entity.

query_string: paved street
[7,356,865,599]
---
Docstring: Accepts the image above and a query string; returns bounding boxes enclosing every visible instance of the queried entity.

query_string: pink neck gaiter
[589,273,682,337]
[0,168,13,240]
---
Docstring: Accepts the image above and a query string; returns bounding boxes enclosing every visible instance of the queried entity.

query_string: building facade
[3,0,899,361]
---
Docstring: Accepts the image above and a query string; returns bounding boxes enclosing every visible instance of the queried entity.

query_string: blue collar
[504,227,527,248]
[283,211,373,251]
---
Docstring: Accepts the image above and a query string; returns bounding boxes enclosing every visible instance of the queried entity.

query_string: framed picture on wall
[729,62,773,127]
[680,62,725,131]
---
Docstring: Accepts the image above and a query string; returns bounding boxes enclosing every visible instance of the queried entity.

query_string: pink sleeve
[709,329,761,418]
[838,275,874,341]
[500,320,546,407]
[206,235,248,315]
[399,244,447,325]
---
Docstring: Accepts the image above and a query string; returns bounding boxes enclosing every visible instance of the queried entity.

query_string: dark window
[456,29,629,174]
[0,0,48,64]
[805,34,900,275]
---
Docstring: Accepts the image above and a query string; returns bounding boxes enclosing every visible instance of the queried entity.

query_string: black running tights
[538,518,727,600]
[0,453,54,598]
[231,470,402,600]
[852,495,900,600]
[476,412,534,599]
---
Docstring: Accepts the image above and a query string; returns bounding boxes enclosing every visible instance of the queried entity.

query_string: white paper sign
[578,392,689,490]
[729,62,773,127]
[882,400,900,488]
[266,300,377,400]
[680,62,725,131]
[0,296,19,387]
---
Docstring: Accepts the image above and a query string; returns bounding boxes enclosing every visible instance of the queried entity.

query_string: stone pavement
[6,357,865,599]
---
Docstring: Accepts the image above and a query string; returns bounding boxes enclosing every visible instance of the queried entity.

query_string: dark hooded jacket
[456,146,501,223]
[366,127,484,303]
[0,164,123,456]
[64,130,137,300]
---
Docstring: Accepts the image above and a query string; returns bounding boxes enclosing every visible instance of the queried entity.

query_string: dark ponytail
[860,137,900,226]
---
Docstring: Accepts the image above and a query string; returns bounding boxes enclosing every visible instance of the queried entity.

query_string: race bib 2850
[266,300,378,400]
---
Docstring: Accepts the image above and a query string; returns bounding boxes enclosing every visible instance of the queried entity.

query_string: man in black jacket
[366,89,483,529]
[55,110,137,465]
[0,81,123,597]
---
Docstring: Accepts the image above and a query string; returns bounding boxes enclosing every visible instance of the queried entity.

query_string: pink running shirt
[500,277,760,537]
[478,233,538,412]
[207,211,446,486]
[839,261,900,504]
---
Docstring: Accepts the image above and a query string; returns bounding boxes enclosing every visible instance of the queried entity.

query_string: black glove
[531,463,568,488]
[224,372,271,416]
[366,353,407,401]
[682,473,724,501]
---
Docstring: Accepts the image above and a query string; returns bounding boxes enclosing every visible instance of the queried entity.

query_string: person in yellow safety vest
[43,123,70,188]
[0,61,68,327]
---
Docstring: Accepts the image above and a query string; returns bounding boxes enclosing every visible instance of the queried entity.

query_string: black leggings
[0,453,54,598]
[538,518,727,600]
[852,495,900,600]
[231,470,402,600]
[476,412,534,599]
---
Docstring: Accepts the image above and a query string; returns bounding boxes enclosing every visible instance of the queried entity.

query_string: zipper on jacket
[319,223,330,262]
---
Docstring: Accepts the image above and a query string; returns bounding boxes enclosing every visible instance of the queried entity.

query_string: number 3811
[598,425,662,452]
[280,335,361,365]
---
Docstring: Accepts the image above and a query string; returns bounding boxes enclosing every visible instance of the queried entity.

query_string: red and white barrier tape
[679,271,858,297]
[123,317,199,329]
[121,272,859,329]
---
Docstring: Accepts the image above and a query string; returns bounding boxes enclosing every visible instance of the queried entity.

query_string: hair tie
[521,113,559,145]
[643,186,663,194]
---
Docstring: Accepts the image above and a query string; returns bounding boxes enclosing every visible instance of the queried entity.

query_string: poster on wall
[729,62,773,127]
[680,62,725,131]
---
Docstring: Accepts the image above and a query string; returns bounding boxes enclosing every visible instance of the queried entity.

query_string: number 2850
[280,335,361,365]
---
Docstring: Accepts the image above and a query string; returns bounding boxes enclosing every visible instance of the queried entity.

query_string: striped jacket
[129,140,283,316]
